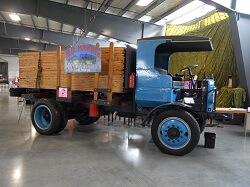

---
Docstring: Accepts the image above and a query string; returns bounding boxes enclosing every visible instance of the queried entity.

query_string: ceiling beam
[19,20,23,27]
[36,0,41,16]
[0,48,36,55]
[0,22,123,47]
[0,0,161,44]
[84,0,90,8]
[60,23,63,33]
[118,0,137,16]
[151,0,193,23]
[134,0,165,20]
[46,18,49,31]
[0,37,57,51]
[31,15,36,28]
[200,0,235,13]
[231,0,236,9]
[61,0,66,33]
[72,27,77,35]
[0,12,7,23]
[100,0,115,12]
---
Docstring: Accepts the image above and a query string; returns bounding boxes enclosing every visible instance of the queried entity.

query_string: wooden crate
[19,47,126,93]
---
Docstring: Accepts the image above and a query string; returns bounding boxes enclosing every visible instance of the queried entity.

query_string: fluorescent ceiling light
[139,15,152,22]
[109,38,117,42]
[97,37,105,40]
[164,0,215,25]
[129,44,137,49]
[120,41,128,45]
[155,19,168,26]
[136,0,153,6]
[87,32,98,38]
[87,32,97,36]
[24,38,31,41]
[98,35,106,39]
[9,13,21,21]
[74,28,81,35]
[97,35,107,40]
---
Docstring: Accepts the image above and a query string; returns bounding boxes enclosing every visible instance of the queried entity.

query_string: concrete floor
[1,88,250,187]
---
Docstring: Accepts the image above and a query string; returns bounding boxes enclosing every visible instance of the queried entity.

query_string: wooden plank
[94,43,100,100]
[107,42,114,101]
[216,107,248,114]
[57,46,62,87]
[67,72,72,89]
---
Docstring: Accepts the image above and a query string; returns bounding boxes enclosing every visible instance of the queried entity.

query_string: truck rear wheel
[56,102,68,133]
[31,99,61,135]
[75,112,99,125]
[151,110,200,156]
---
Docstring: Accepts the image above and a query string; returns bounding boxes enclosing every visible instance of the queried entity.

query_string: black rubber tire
[75,112,99,125]
[56,102,68,133]
[90,117,100,124]
[31,99,61,135]
[151,109,200,156]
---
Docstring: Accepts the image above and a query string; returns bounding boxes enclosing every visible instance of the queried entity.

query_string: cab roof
[138,36,213,52]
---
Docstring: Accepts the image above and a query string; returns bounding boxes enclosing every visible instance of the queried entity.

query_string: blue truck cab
[135,36,216,113]
[135,38,182,108]
[135,36,217,156]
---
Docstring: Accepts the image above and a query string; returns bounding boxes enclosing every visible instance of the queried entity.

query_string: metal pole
[141,23,144,39]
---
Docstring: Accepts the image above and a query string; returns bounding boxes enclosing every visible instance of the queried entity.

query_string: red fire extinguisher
[129,73,135,88]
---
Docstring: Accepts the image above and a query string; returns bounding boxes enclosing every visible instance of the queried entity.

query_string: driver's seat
[155,68,183,81]
[169,73,183,81]
[172,76,182,81]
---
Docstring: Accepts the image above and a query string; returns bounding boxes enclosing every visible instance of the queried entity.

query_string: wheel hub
[34,105,52,130]
[43,112,51,123]
[167,127,180,140]
[158,117,191,149]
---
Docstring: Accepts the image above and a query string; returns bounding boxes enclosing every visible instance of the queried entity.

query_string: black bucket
[204,132,216,149]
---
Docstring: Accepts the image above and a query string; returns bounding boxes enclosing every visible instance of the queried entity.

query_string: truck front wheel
[31,99,62,135]
[151,110,200,156]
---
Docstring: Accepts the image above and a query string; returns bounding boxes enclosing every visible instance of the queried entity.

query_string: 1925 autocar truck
[10,36,216,156]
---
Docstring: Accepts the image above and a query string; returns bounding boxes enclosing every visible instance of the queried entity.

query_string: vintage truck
[10,36,216,156]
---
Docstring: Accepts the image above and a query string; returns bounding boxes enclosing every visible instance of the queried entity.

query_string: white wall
[0,55,19,80]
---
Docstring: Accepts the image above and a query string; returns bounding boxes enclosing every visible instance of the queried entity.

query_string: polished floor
[1,88,250,187]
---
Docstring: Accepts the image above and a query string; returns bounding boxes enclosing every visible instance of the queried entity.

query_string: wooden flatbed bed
[19,45,126,93]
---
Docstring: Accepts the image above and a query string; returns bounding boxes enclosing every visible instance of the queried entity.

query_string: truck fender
[141,103,192,126]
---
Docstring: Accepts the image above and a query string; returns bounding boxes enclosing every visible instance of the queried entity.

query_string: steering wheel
[180,65,198,72]
[180,65,199,89]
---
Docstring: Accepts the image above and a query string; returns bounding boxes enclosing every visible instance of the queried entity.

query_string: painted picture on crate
[65,44,102,73]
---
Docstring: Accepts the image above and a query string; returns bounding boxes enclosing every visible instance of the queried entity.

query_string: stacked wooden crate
[19,52,39,88]
[19,51,59,89]
[19,47,126,93]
